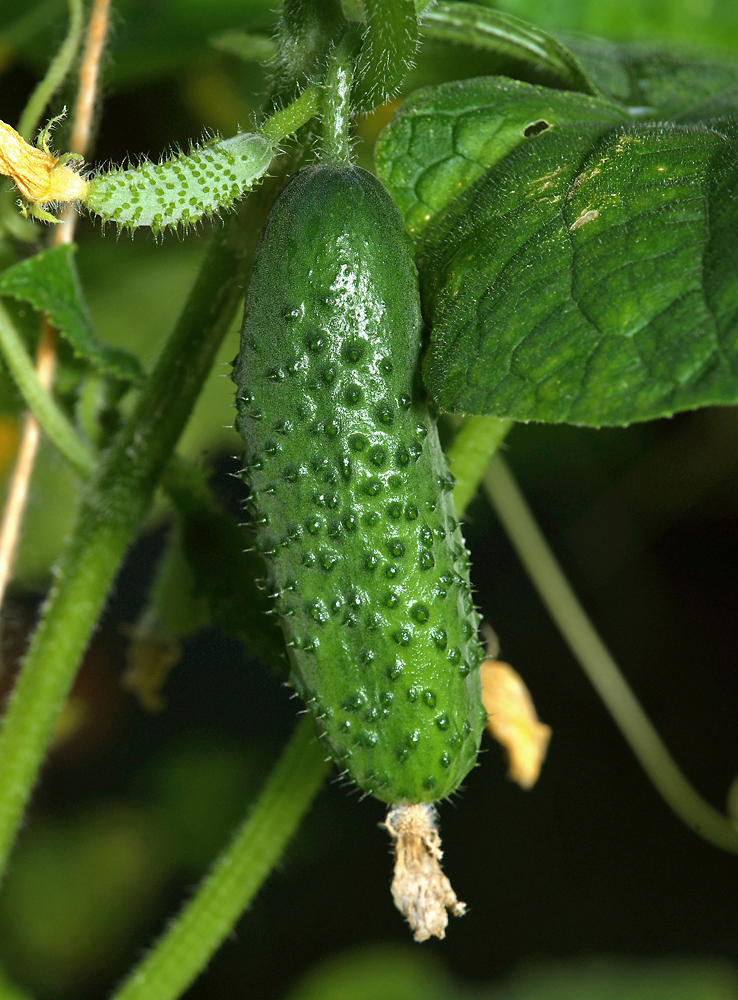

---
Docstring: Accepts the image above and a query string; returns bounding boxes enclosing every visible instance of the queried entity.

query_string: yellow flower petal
[481,659,551,789]
[0,119,88,212]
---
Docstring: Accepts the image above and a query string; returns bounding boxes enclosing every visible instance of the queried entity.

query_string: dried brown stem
[0,0,111,610]
[68,0,110,160]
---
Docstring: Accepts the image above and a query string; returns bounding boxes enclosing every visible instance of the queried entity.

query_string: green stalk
[260,85,321,144]
[484,454,738,853]
[109,717,329,1000]
[17,0,85,141]
[320,35,356,164]
[0,300,94,478]
[446,415,513,517]
[0,160,295,881]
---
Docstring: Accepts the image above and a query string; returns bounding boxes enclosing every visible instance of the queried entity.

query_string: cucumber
[84,132,274,233]
[232,163,486,805]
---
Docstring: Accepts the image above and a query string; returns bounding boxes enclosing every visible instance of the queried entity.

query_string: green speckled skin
[232,164,485,804]
[85,133,273,233]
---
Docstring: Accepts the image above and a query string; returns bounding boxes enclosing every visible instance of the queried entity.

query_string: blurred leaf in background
[1,0,277,88]
[0,738,272,995]
[75,238,244,460]
[493,0,738,49]
[284,945,738,1000]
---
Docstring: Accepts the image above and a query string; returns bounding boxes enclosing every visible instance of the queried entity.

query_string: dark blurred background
[0,1,737,998]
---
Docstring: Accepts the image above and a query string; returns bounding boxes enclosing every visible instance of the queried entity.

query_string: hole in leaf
[523,119,550,137]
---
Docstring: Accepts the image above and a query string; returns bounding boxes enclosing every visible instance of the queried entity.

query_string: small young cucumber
[233,164,486,804]
[84,132,274,233]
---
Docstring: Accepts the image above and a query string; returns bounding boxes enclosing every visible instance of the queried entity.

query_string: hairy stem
[260,85,322,144]
[321,35,356,164]
[484,454,738,853]
[0,162,294,880]
[109,717,329,1000]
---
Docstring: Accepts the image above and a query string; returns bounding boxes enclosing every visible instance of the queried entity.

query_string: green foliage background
[0,1,736,998]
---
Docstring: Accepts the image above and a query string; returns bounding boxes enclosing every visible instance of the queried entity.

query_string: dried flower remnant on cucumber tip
[385,803,466,941]
[0,118,88,223]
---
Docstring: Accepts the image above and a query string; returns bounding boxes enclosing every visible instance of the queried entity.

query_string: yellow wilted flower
[0,117,89,223]
[481,659,551,789]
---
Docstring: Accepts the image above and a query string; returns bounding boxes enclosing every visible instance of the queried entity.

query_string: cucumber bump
[232,163,486,806]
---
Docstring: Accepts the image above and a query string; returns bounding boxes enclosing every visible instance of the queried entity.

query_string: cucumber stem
[108,717,329,1000]
[484,454,738,854]
[446,415,513,517]
[320,34,357,164]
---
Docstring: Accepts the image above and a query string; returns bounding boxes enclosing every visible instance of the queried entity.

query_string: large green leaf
[374,76,627,237]
[0,245,144,384]
[413,5,738,120]
[377,52,738,428]
[413,116,738,425]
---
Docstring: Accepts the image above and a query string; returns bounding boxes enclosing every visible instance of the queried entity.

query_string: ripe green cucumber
[232,163,486,804]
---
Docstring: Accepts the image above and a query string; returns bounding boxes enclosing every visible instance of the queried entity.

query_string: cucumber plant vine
[0,0,736,997]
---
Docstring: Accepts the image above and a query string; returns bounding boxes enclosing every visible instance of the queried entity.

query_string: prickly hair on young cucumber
[232,163,487,805]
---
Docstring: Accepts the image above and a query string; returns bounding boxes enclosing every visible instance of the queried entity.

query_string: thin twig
[0,0,111,610]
